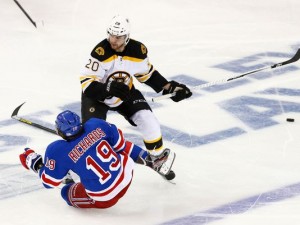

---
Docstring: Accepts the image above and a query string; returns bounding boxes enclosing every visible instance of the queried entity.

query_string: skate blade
[159,151,176,175]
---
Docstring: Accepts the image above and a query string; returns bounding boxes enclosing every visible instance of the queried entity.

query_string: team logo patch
[141,44,147,54]
[109,71,131,83]
[95,47,105,56]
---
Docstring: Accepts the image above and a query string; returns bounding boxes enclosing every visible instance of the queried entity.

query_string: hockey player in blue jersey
[19,110,175,208]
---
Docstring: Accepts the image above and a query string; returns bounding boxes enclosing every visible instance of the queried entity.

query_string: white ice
[1,0,300,225]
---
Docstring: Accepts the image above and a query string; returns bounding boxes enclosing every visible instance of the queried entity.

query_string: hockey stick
[13,0,37,28]
[11,102,57,134]
[152,48,300,102]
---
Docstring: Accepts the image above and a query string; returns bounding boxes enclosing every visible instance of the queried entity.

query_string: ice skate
[146,148,176,179]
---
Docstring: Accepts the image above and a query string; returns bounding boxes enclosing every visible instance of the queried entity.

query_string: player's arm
[80,57,130,101]
[19,147,69,189]
[132,43,192,102]
[131,43,169,93]
[40,144,71,188]
[137,65,192,102]
[80,56,108,101]
[19,148,53,188]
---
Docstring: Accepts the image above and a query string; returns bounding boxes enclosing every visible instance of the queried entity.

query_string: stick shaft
[13,0,37,28]
[12,115,57,134]
[11,102,57,135]
[152,49,300,102]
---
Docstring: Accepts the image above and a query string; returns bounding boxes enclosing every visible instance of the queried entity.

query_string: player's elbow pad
[144,70,168,93]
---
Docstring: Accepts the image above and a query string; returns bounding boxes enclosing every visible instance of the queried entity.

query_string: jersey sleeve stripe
[41,171,62,187]
[80,75,98,91]
[134,64,155,83]
[122,56,144,62]
[123,141,134,156]
[113,129,126,151]
[102,55,118,63]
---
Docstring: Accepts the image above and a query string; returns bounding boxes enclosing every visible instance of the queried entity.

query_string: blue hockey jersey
[38,118,137,202]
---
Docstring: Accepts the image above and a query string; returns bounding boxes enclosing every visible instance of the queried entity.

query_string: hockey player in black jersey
[80,15,192,180]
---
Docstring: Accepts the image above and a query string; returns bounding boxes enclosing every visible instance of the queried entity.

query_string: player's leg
[116,89,163,153]
[60,182,131,208]
[130,109,164,154]
[117,89,175,179]
[121,141,175,180]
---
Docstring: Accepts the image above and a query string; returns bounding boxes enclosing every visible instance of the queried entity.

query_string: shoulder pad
[125,39,148,59]
[91,39,115,61]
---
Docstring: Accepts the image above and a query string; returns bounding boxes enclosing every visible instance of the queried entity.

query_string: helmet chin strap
[124,34,130,45]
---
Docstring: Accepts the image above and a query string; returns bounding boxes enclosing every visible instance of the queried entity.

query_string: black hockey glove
[162,81,192,102]
[105,80,130,101]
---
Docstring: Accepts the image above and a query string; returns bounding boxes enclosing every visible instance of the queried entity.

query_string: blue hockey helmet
[55,110,83,139]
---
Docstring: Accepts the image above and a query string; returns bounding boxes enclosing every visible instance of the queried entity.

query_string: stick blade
[276,48,300,67]
[286,48,300,64]
[11,102,26,118]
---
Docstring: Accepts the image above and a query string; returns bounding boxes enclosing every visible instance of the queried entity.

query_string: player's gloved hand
[19,148,43,173]
[162,81,192,102]
[105,80,130,101]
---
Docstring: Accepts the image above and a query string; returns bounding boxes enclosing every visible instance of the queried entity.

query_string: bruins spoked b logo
[107,71,132,85]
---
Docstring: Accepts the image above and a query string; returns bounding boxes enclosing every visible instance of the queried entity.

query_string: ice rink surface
[1,0,300,224]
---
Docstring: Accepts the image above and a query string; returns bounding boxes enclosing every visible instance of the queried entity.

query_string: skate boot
[146,148,176,180]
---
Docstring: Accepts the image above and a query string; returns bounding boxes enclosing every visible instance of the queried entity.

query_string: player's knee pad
[61,182,97,208]
[130,110,161,138]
